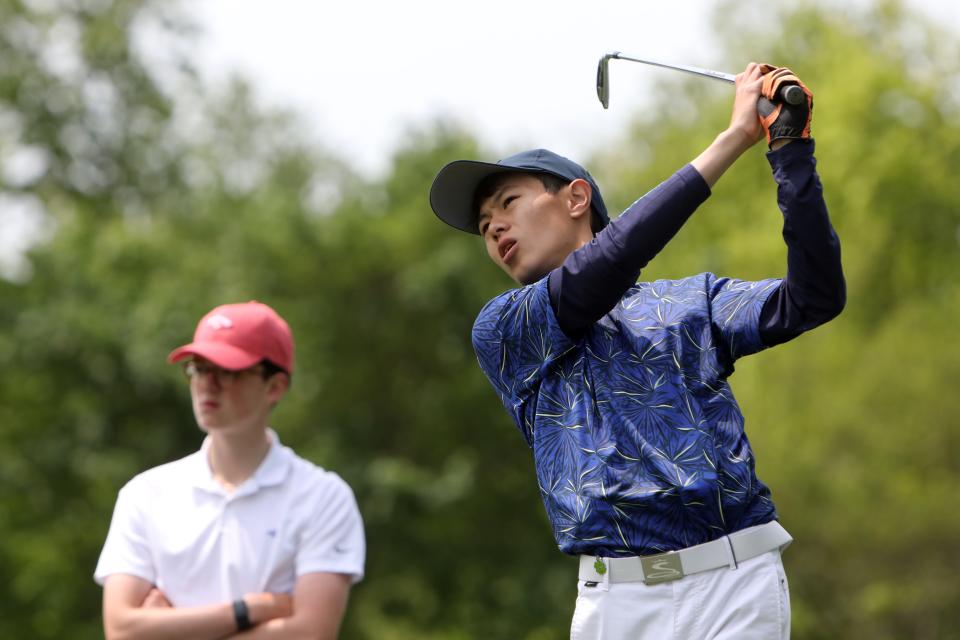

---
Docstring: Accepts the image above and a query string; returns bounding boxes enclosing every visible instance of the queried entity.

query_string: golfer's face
[477,175,579,285]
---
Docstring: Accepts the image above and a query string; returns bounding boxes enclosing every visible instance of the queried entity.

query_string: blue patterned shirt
[471,142,843,557]
[473,274,781,557]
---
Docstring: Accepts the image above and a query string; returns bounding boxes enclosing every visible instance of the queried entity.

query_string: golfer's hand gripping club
[756,65,813,147]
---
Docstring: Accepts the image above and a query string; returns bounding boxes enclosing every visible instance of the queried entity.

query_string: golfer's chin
[504,259,553,286]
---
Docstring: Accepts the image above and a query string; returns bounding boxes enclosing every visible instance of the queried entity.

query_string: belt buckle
[640,551,684,585]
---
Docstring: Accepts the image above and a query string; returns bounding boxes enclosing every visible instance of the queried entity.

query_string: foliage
[1,1,957,638]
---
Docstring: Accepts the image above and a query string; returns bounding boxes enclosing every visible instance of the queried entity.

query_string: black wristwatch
[233,598,253,631]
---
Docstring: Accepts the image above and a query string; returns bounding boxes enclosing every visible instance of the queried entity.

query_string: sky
[193,0,959,177]
[192,0,726,176]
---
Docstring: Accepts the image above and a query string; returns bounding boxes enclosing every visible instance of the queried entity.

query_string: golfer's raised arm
[549,65,767,338]
[757,140,845,346]
[548,166,709,338]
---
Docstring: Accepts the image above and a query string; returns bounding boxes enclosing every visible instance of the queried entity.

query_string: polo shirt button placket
[219,495,232,538]
[221,497,242,575]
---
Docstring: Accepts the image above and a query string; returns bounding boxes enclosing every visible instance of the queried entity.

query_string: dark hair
[472,171,604,234]
[260,359,288,380]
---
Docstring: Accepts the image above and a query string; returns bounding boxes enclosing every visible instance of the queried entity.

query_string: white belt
[578,521,793,585]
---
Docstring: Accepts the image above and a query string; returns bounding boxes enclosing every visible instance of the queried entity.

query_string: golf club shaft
[597,51,805,109]
[612,53,736,83]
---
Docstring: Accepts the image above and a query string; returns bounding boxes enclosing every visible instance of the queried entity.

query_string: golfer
[429,63,843,638]
[95,301,365,639]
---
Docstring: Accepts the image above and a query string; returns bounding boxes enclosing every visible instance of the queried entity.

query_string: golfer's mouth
[499,239,518,262]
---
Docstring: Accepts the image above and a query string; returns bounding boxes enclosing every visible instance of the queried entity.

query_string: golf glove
[756,65,813,147]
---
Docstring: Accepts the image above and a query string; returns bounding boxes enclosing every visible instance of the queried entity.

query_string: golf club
[597,51,805,109]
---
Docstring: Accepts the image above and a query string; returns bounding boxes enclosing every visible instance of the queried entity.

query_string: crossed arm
[103,572,351,640]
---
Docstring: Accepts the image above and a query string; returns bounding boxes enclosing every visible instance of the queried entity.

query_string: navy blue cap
[429,148,610,235]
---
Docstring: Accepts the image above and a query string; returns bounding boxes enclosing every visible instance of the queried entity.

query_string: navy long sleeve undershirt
[547,139,845,345]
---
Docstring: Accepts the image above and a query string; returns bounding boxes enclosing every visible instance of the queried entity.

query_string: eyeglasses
[182,360,265,387]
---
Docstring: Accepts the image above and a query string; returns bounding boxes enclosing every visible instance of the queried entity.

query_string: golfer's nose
[489,217,509,238]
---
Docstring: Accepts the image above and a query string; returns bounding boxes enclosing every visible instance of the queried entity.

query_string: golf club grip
[779,84,805,106]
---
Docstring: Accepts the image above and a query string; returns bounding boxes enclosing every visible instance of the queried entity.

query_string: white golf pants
[570,550,790,640]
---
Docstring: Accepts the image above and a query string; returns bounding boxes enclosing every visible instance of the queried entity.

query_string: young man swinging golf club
[429,63,844,638]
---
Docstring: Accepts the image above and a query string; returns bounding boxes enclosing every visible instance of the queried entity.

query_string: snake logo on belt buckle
[640,551,684,585]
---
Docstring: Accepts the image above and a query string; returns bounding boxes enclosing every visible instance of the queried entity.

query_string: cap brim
[167,342,262,370]
[429,160,542,235]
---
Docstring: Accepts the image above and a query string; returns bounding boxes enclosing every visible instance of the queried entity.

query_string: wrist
[233,598,253,631]
[770,138,793,151]
[692,127,757,188]
[719,126,760,156]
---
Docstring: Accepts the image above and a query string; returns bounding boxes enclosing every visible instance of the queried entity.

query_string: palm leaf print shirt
[472,141,844,557]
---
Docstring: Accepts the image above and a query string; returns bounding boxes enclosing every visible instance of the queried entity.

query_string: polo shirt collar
[252,429,293,488]
[191,428,293,496]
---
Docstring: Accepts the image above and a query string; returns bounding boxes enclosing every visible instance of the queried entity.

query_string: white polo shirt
[94,430,365,607]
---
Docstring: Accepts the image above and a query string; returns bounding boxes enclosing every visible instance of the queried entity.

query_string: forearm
[225,617,338,640]
[224,604,345,638]
[690,127,758,189]
[759,139,846,345]
[105,602,236,640]
[223,573,349,640]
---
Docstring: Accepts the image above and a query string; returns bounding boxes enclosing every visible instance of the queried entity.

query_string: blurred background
[1,0,958,638]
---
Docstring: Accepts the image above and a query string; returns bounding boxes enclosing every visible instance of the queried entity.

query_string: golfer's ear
[568,179,592,221]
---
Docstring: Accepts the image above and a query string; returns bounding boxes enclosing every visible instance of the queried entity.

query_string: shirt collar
[251,429,293,489]
[191,428,292,496]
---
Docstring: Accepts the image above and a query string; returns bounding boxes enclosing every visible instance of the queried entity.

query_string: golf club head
[596,53,617,109]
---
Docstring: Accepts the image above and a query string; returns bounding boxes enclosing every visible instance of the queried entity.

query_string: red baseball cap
[167,301,294,374]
